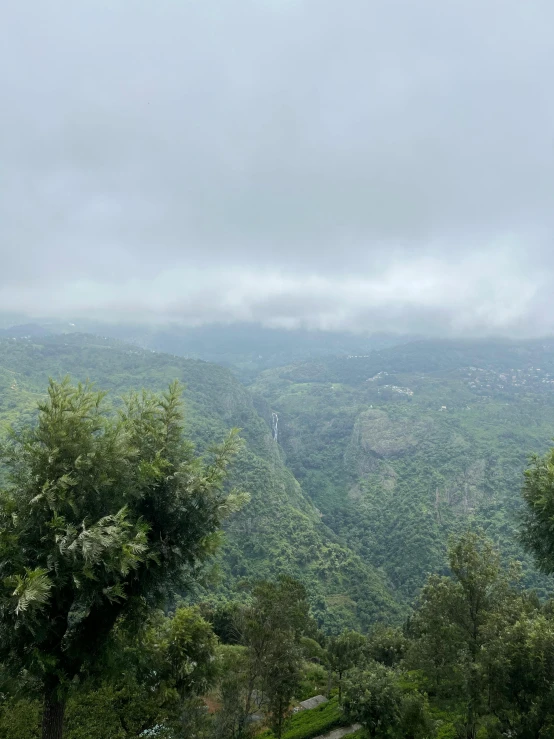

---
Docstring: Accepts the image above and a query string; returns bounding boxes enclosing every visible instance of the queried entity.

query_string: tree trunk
[465,700,476,739]
[42,692,65,739]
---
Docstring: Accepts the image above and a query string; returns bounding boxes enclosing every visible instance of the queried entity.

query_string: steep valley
[2,332,554,633]
[250,339,554,601]
[0,333,401,633]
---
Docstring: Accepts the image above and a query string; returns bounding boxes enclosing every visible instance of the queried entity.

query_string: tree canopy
[0,378,243,738]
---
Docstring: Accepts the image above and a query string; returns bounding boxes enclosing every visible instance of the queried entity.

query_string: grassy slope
[259,697,347,739]
[0,334,402,632]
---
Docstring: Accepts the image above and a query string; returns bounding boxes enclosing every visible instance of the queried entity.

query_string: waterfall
[271,412,279,442]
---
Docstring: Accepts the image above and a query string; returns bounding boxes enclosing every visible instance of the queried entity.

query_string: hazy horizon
[2,1,554,337]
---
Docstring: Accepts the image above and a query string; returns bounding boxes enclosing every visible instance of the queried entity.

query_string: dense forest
[1,330,554,737]
[250,339,554,602]
[0,334,402,632]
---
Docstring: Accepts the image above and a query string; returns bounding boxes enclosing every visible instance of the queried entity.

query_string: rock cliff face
[347,409,421,466]
[346,409,488,514]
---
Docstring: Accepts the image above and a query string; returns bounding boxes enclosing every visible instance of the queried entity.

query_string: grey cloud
[1,0,554,334]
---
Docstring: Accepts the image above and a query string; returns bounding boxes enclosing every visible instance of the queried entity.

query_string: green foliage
[299,637,326,665]
[521,446,554,574]
[404,530,554,738]
[0,697,39,738]
[428,707,458,739]
[484,612,554,738]
[213,644,255,739]
[327,630,367,703]
[244,577,310,738]
[343,664,402,738]
[259,697,345,739]
[6,332,554,737]
[0,378,240,736]
[152,607,219,700]
[0,608,219,738]
[296,661,328,702]
[264,640,303,739]
[397,692,435,739]
[58,606,217,737]
[213,577,314,739]
[366,627,406,668]
[251,338,554,609]
[0,334,403,633]
[64,683,153,738]
[408,531,524,736]
[204,601,243,644]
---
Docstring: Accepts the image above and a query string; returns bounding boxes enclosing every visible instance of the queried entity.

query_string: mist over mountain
[3,1,554,336]
[4,1,554,735]
[0,316,416,379]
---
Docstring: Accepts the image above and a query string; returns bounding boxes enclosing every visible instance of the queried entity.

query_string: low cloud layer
[2,1,554,335]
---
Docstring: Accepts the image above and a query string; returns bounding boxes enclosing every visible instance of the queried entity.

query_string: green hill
[0,333,402,632]
[250,339,554,600]
[3,332,552,624]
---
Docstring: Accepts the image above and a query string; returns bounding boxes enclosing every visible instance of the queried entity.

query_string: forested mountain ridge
[0,333,401,632]
[4,331,554,738]
[0,318,412,381]
[2,331,554,622]
[250,338,554,600]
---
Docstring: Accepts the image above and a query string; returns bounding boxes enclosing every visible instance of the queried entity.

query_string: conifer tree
[0,378,243,739]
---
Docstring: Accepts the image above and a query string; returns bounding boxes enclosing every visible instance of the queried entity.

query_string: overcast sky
[1,0,554,335]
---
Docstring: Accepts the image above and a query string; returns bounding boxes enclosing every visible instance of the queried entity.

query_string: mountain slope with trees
[250,339,554,601]
[4,335,554,737]
[0,333,401,632]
